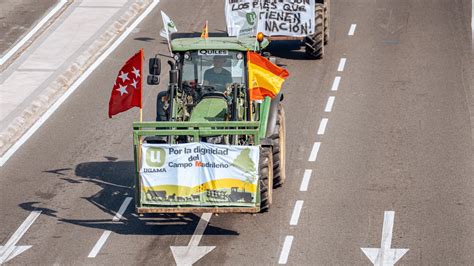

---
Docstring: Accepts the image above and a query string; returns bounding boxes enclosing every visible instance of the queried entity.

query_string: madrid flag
[247,51,289,101]
[108,49,143,118]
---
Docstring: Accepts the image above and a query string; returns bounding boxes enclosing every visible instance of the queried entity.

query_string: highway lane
[0,0,473,265]
[288,0,473,265]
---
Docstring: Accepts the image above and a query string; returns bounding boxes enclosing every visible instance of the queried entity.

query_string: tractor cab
[148,36,269,128]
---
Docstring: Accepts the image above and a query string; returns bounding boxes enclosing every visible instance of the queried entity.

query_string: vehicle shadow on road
[266,40,311,60]
[20,159,238,236]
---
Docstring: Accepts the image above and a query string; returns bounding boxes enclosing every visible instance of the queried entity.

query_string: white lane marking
[289,201,304,226]
[361,211,409,265]
[87,231,111,258]
[299,169,312,191]
[112,197,132,222]
[348,24,357,35]
[189,212,212,247]
[0,211,42,264]
[317,118,328,135]
[308,142,321,162]
[0,0,161,167]
[337,58,347,71]
[278,235,294,264]
[171,213,215,265]
[324,96,335,112]
[0,0,67,65]
[331,76,341,91]
[88,197,132,258]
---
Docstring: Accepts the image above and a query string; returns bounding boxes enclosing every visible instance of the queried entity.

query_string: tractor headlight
[184,52,191,60]
[236,52,243,60]
[173,53,180,61]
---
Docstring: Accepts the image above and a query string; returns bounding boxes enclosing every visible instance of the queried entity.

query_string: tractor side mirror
[147,57,161,85]
[149,57,161,75]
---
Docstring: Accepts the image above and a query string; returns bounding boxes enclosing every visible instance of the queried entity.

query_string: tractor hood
[189,97,228,122]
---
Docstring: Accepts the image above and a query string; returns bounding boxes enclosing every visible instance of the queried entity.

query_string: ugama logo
[146,147,166,167]
[246,12,257,25]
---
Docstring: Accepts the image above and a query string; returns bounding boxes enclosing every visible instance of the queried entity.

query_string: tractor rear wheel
[305,3,325,59]
[259,146,273,212]
[324,2,329,45]
[272,104,286,188]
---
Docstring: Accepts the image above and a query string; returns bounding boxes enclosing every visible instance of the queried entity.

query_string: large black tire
[324,2,329,45]
[305,3,325,59]
[259,146,273,212]
[271,104,286,188]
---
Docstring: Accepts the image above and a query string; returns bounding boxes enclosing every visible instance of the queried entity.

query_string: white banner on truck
[140,142,260,206]
[225,0,315,37]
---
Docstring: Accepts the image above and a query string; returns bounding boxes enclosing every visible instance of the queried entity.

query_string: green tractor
[132,35,286,213]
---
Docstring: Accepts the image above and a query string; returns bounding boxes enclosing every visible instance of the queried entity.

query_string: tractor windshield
[181,50,245,92]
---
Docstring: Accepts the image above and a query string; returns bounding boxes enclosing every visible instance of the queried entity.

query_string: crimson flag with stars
[108,49,143,118]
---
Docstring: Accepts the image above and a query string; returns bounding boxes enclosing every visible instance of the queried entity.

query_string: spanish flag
[201,20,208,39]
[247,51,289,101]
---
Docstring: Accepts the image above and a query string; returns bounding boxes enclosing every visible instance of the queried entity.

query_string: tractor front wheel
[272,104,286,188]
[259,146,273,212]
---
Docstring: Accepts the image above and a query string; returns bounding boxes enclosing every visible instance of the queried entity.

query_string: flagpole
[140,48,144,123]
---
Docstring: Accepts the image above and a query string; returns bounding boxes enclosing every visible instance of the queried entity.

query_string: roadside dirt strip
[0,0,157,166]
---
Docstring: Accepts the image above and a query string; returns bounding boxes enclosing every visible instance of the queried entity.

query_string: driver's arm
[223,72,233,90]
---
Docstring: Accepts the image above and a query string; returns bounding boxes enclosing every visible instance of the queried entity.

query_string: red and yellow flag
[247,51,289,101]
[201,21,208,39]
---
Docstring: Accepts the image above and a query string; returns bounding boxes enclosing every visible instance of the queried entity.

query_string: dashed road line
[337,58,347,71]
[317,118,328,135]
[299,169,312,191]
[308,142,321,162]
[348,24,357,35]
[278,235,294,264]
[88,197,132,258]
[331,76,341,91]
[290,201,304,226]
[325,96,335,112]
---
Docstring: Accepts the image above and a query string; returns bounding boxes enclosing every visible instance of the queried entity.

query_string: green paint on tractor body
[171,36,269,52]
[189,98,228,122]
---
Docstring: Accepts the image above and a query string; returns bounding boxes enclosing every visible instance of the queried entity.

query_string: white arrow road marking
[361,211,409,266]
[0,210,42,263]
[171,213,215,266]
[88,197,132,258]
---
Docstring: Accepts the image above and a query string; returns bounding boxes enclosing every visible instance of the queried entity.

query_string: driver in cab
[203,56,232,91]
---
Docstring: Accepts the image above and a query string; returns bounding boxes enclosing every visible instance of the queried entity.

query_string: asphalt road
[0,0,58,56]
[0,0,473,265]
